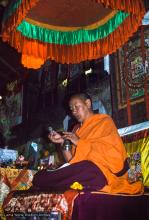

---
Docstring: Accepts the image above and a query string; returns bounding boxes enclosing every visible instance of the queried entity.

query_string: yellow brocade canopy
[1,0,146,69]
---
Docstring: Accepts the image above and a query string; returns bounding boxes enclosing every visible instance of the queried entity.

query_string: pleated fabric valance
[2,0,146,69]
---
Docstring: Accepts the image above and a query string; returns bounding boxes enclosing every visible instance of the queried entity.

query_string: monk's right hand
[48,131,64,144]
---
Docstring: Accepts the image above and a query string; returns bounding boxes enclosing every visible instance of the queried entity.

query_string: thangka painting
[116,25,149,109]
[0,81,23,141]
[5,90,23,127]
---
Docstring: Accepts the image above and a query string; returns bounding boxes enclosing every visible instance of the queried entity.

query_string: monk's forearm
[62,150,72,162]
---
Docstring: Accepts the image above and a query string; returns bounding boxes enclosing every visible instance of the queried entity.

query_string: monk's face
[69,97,92,123]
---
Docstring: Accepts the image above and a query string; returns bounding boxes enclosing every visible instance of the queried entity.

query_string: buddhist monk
[32,93,143,194]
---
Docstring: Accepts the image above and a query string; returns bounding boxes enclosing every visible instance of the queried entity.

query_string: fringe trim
[16,11,128,45]
[1,0,146,68]
[4,13,144,68]
[2,0,39,41]
[94,0,146,15]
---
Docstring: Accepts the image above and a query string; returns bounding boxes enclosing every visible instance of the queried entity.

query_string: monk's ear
[85,99,92,109]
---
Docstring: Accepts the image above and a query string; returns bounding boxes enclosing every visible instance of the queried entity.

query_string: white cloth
[63,115,71,131]
[92,100,107,114]
[118,121,149,136]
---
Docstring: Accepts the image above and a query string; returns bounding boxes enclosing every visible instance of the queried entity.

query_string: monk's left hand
[62,132,79,146]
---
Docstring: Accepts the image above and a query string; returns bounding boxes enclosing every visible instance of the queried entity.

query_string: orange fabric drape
[70,114,143,194]
[94,0,145,15]
[2,0,39,39]
[2,13,144,68]
[2,0,146,68]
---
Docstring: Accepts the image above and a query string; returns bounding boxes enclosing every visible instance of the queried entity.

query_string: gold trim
[118,98,145,109]
[25,10,117,31]
[80,191,144,196]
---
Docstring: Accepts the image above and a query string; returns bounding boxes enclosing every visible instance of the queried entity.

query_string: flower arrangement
[70,181,83,190]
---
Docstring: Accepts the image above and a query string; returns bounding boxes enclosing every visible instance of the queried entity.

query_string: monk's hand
[48,130,64,144]
[62,132,79,146]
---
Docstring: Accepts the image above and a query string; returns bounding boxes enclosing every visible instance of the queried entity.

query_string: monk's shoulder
[93,114,117,130]
[93,113,112,122]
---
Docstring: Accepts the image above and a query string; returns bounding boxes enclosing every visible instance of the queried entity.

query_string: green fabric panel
[16,11,129,45]
[3,0,22,23]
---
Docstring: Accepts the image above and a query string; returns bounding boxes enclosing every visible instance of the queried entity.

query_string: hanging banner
[0,81,23,141]
[5,88,23,127]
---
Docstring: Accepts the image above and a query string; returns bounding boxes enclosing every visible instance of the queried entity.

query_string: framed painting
[115,25,149,109]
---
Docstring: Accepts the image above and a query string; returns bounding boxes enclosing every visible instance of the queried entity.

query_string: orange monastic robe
[70,114,143,194]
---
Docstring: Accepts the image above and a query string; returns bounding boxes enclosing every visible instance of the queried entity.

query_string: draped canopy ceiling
[1,0,146,69]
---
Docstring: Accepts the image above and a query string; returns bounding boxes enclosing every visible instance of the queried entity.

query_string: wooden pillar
[77,74,81,92]
[124,45,132,125]
[66,64,71,94]
[141,25,149,120]
[50,61,58,105]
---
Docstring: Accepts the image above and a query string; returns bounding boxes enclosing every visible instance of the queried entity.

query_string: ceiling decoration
[1,0,146,69]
